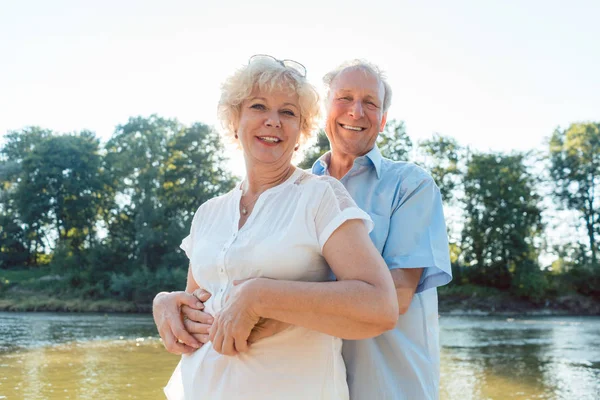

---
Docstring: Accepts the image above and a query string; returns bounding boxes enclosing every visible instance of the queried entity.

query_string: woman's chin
[245,150,292,166]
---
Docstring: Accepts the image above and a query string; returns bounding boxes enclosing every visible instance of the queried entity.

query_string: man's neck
[328,151,358,180]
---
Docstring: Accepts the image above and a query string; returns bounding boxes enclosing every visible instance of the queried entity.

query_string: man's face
[325,68,387,158]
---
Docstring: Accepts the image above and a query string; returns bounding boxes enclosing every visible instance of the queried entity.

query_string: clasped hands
[153,279,290,356]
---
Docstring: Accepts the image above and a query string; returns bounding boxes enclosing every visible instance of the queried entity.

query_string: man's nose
[349,101,364,119]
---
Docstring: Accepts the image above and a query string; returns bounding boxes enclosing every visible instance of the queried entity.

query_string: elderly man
[154,60,452,399]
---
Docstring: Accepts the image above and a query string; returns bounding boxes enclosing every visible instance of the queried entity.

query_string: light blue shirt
[312,146,452,400]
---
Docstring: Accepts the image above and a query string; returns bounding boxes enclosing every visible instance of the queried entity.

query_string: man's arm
[383,168,451,313]
[390,268,423,315]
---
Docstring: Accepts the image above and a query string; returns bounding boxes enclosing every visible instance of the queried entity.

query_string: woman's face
[236,88,302,166]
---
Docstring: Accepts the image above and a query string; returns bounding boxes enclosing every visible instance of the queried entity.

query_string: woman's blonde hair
[218,56,320,145]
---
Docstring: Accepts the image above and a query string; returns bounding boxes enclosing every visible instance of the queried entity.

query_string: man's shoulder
[379,158,436,187]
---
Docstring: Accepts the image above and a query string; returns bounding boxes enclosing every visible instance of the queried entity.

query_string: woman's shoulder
[191,187,237,218]
[291,171,352,207]
[294,170,344,191]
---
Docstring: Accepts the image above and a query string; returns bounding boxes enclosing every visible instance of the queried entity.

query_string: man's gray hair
[322,59,392,113]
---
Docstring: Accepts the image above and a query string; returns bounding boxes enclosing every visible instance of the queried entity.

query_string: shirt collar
[311,145,383,179]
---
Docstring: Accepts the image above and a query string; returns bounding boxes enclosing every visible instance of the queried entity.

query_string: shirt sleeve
[384,171,452,293]
[180,206,201,259]
[315,176,374,251]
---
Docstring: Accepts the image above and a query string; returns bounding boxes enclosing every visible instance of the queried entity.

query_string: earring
[294,144,299,151]
[235,133,238,139]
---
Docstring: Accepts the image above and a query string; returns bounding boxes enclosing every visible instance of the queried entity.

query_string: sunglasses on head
[249,54,307,78]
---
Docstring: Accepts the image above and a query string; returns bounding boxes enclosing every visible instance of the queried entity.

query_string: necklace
[240,194,260,215]
[239,167,295,216]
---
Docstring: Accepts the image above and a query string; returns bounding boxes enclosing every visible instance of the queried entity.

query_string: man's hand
[153,291,207,355]
[248,318,291,344]
[182,289,214,344]
[209,279,260,356]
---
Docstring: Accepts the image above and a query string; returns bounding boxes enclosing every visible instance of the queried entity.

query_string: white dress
[164,168,372,400]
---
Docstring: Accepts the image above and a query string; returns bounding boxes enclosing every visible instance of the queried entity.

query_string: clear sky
[1,0,599,177]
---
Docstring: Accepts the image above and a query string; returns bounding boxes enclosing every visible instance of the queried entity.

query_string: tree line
[0,116,598,303]
[0,116,234,302]
[300,120,600,301]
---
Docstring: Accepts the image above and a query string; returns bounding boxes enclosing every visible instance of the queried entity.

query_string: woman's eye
[281,110,296,117]
[250,103,266,110]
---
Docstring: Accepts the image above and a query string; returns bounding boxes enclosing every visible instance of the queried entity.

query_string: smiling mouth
[257,136,281,143]
[340,123,365,132]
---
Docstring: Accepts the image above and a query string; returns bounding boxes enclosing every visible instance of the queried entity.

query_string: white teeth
[258,137,280,143]
[342,124,364,131]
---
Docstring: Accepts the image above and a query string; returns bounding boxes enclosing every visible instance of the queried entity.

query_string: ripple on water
[1,312,599,399]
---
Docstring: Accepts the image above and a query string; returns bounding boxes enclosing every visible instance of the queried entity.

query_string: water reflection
[440,316,600,399]
[1,313,599,399]
[1,339,179,399]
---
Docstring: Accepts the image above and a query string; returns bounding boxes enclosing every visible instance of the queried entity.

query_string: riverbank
[2,268,599,314]
[438,284,600,316]
[0,293,150,313]
[2,284,599,315]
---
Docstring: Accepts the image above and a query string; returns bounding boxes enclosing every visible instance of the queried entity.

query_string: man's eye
[250,104,266,110]
[338,97,351,101]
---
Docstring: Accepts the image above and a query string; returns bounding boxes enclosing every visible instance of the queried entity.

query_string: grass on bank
[0,267,148,312]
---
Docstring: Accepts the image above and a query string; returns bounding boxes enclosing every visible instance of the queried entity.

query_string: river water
[0,312,598,399]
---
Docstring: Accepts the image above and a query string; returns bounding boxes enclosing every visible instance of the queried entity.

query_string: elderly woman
[159,55,397,400]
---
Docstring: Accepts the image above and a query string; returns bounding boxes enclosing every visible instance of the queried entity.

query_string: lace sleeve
[314,176,374,250]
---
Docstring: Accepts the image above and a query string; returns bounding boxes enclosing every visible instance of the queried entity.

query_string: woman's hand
[209,279,261,356]
[153,291,206,354]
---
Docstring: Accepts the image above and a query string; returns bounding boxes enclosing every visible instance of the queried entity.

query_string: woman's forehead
[248,87,300,105]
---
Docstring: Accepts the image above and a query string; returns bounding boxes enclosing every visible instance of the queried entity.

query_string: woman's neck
[242,162,295,196]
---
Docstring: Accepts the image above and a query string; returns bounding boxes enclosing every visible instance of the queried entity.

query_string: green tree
[0,128,53,265]
[0,210,30,268]
[419,134,462,203]
[377,119,412,161]
[299,129,329,170]
[103,116,234,274]
[461,152,544,292]
[0,161,29,268]
[15,131,106,256]
[549,122,600,266]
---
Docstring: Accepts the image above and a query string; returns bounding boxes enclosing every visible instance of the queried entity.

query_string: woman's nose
[265,112,281,128]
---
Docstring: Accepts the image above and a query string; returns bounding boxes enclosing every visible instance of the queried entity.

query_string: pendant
[241,207,248,215]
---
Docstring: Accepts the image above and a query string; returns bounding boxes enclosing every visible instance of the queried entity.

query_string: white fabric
[165,167,373,400]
